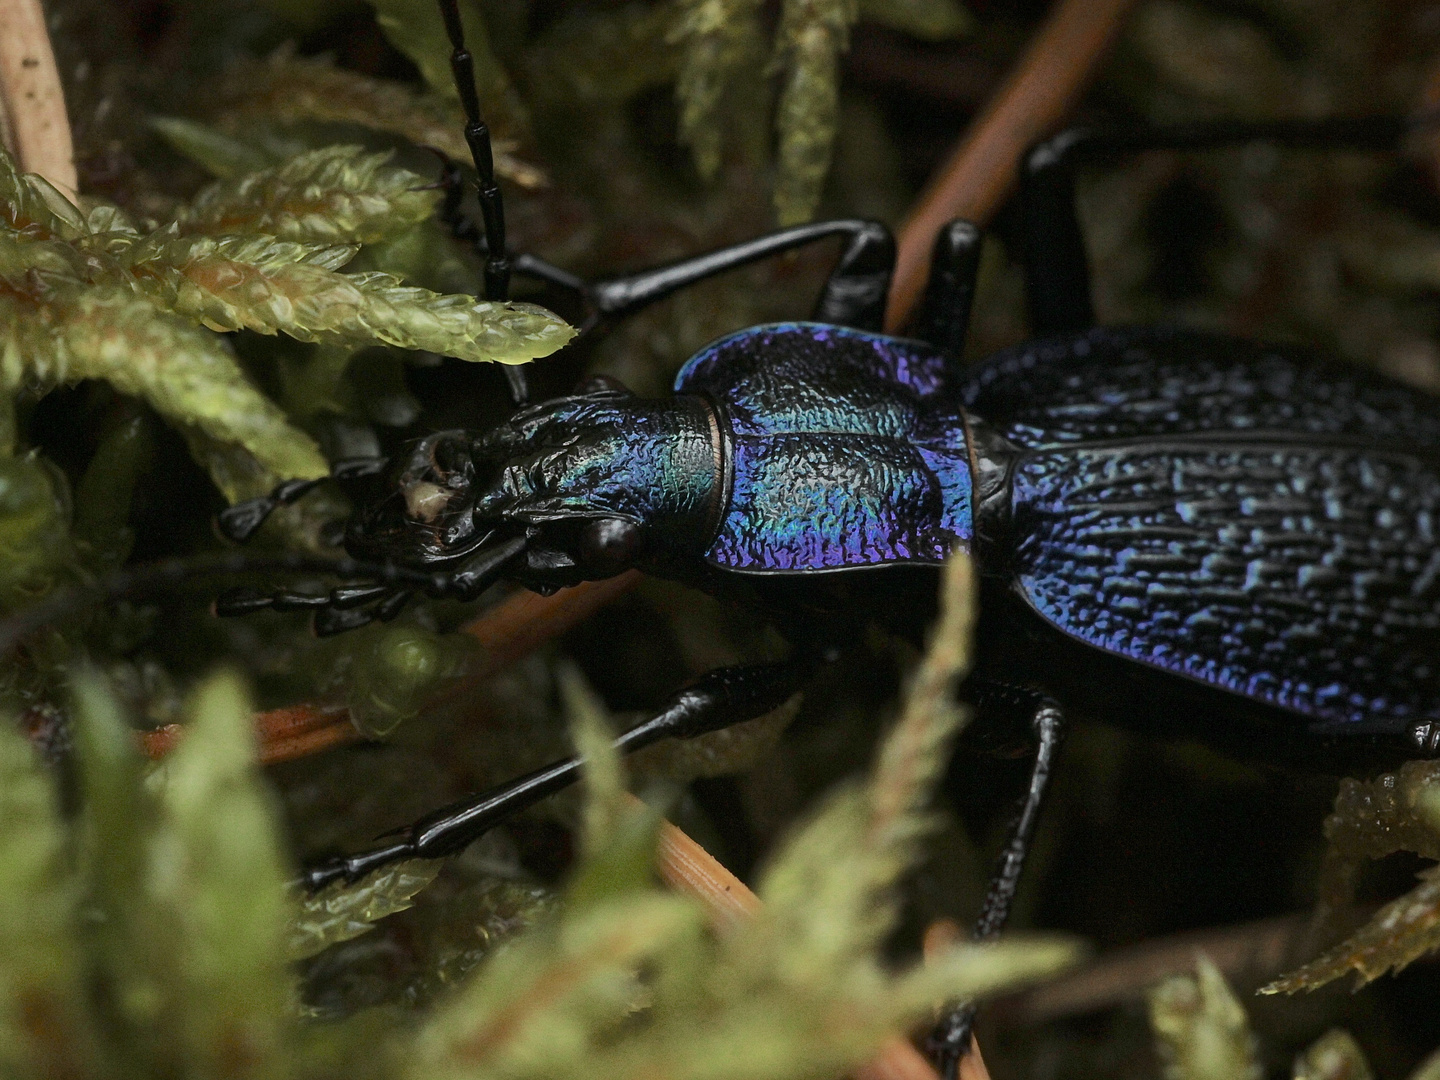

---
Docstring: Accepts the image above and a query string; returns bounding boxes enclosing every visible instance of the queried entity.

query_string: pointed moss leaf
[0,146,85,241]
[0,719,100,1077]
[557,663,669,910]
[1263,865,1440,994]
[409,893,700,1080]
[771,0,859,225]
[71,668,182,1060]
[577,930,1076,1080]
[0,455,78,606]
[143,233,574,364]
[668,0,766,180]
[857,0,973,40]
[1150,956,1262,1080]
[868,552,976,847]
[214,51,546,189]
[154,669,293,1076]
[179,427,299,505]
[561,662,626,858]
[892,936,1084,1013]
[754,555,975,969]
[289,859,442,961]
[175,145,440,246]
[151,115,284,180]
[0,283,327,490]
[1410,1047,1440,1080]
[72,411,153,571]
[1293,1030,1375,1080]
[0,232,101,286]
[365,0,534,146]
[71,668,148,906]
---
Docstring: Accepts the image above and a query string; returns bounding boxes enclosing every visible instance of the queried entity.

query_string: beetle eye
[579,517,642,571]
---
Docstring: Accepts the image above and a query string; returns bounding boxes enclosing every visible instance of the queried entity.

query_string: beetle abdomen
[1011,439,1440,737]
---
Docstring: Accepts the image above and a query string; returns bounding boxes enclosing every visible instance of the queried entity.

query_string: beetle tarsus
[929,695,1065,1072]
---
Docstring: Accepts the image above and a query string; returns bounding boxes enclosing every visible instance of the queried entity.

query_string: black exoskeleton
[201,6,1440,1077]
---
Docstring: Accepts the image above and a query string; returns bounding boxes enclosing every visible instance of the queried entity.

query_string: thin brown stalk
[0,0,76,198]
[998,913,1310,1024]
[885,0,1139,332]
[639,791,959,1080]
[140,573,644,765]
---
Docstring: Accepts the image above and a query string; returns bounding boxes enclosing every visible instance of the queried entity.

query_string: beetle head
[347,378,721,591]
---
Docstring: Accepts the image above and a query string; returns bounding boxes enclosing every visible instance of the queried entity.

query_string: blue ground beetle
[201,5,1440,1073]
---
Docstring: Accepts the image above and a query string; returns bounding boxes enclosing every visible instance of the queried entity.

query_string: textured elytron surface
[1013,442,1440,732]
[964,325,1440,450]
[674,323,972,571]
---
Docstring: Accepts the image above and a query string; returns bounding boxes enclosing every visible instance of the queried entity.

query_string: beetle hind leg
[1020,117,1414,337]
[929,684,1065,1080]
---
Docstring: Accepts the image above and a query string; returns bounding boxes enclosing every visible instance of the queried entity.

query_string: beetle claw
[217,498,276,543]
[213,586,274,616]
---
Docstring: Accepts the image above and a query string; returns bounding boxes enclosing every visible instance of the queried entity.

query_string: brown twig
[885,0,1140,332]
[139,572,643,765]
[0,0,76,198]
[996,913,1311,1025]
[643,793,963,1080]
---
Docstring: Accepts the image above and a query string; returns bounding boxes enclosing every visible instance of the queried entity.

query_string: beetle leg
[911,219,982,365]
[929,690,1065,1080]
[301,657,812,890]
[217,456,388,544]
[1021,117,1411,337]
[427,535,529,602]
[586,219,895,329]
[809,221,895,331]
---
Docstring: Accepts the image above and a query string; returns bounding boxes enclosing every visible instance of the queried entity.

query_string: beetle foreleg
[929,692,1065,1080]
[217,457,388,544]
[301,657,813,890]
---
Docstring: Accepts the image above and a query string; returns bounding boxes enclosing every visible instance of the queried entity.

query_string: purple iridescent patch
[675,323,972,573]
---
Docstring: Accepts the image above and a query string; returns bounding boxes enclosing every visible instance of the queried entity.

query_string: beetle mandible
[209,4,1440,1073]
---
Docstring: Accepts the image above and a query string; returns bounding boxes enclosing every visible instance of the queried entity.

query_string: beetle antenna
[437,0,528,406]
[0,551,515,657]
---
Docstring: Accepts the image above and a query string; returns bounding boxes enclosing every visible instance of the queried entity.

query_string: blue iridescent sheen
[470,391,717,534]
[675,323,973,572]
[968,325,1440,734]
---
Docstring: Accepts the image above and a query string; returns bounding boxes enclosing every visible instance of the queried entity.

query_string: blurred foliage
[0,139,570,506]
[5,0,1440,1076]
[1148,956,1263,1080]
[1145,961,1440,1080]
[0,563,1076,1080]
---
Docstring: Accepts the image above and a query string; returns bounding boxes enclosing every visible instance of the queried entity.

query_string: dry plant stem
[1420,54,1440,187]
[884,0,1139,331]
[139,572,644,765]
[0,0,76,199]
[462,570,642,668]
[1000,913,1307,1024]
[639,791,970,1080]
